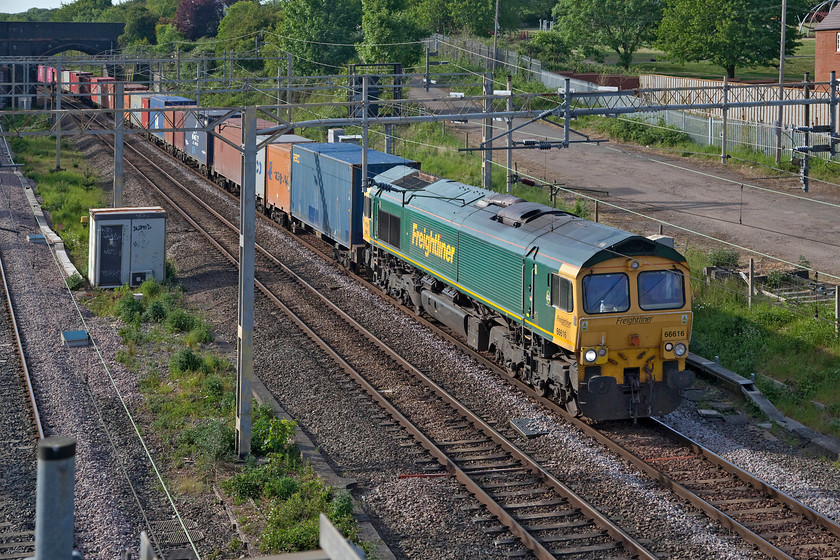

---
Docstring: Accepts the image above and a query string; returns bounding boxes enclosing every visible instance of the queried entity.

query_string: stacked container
[148,95,194,140]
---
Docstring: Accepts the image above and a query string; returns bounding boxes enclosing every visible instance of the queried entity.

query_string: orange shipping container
[265,135,313,214]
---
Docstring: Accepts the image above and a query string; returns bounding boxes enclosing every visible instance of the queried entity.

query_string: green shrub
[143,300,168,322]
[117,292,145,322]
[264,476,299,500]
[251,405,298,456]
[170,348,203,374]
[178,419,235,467]
[708,248,739,268]
[223,467,269,503]
[166,308,196,332]
[186,320,213,346]
[139,278,163,299]
[66,273,85,291]
[588,116,690,146]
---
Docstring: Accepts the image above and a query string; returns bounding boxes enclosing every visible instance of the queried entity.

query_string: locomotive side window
[583,273,630,314]
[377,209,401,249]
[550,274,573,312]
[364,196,371,218]
[638,270,685,310]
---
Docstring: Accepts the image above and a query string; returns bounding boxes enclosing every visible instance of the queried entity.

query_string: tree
[520,31,578,72]
[175,0,224,40]
[358,0,423,66]
[120,5,158,46]
[657,0,806,79]
[51,0,112,22]
[273,0,362,75]
[216,1,278,70]
[552,0,661,70]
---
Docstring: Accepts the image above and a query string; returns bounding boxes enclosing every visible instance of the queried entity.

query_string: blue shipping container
[183,110,233,168]
[149,96,194,140]
[290,143,418,249]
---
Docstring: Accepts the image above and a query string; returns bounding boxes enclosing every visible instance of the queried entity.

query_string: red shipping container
[212,117,280,184]
[141,96,152,129]
[90,77,115,108]
[165,107,194,151]
[122,83,147,112]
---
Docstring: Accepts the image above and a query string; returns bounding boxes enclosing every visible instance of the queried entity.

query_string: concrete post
[34,437,76,560]
[835,286,839,335]
[195,62,201,107]
[55,57,62,170]
[362,76,369,194]
[748,257,754,309]
[235,106,257,458]
[114,82,124,207]
[721,76,728,163]
[482,73,492,190]
[506,75,513,193]
[287,54,293,125]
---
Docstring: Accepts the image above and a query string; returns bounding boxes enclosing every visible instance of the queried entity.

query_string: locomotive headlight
[674,342,687,357]
[584,349,598,363]
[664,342,674,352]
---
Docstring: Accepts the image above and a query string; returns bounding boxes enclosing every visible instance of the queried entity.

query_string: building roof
[816,8,840,31]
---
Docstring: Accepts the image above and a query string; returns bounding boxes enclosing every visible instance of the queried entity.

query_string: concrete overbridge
[1,21,125,108]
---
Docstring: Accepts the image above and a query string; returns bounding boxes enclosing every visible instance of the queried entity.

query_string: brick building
[815,8,840,83]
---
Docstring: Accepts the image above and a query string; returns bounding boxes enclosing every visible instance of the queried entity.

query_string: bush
[708,248,740,268]
[186,320,213,345]
[166,308,196,332]
[66,273,85,291]
[170,348,203,374]
[252,405,298,456]
[223,467,268,503]
[117,292,145,323]
[143,300,168,322]
[586,116,689,146]
[178,419,235,467]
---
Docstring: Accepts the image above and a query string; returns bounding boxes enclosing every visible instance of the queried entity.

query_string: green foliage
[143,300,168,323]
[708,247,739,268]
[358,0,424,66]
[252,406,298,457]
[656,0,808,79]
[766,270,794,289]
[185,319,214,346]
[166,308,197,333]
[117,292,145,323]
[216,2,278,71]
[120,5,159,48]
[170,348,204,375]
[50,0,112,22]
[271,0,362,76]
[583,116,689,146]
[177,419,235,466]
[519,31,577,72]
[66,273,85,291]
[553,0,662,69]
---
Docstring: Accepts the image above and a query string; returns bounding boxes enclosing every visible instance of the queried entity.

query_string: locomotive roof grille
[493,201,576,228]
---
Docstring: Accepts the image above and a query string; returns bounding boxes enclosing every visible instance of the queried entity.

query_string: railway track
[79,103,840,558]
[0,132,41,560]
[0,252,38,559]
[64,104,664,558]
[400,307,840,560]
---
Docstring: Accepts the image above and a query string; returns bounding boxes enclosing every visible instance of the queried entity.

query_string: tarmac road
[409,83,840,279]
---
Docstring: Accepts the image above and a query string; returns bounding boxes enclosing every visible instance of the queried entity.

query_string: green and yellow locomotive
[364,166,693,421]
